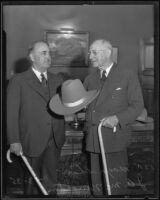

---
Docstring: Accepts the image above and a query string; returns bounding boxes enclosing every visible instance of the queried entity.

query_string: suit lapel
[25,68,49,102]
[95,64,118,107]
[47,72,58,98]
[91,69,102,90]
[88,70,103,107]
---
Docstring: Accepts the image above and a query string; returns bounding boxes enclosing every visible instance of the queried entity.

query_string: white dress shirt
[32,67,47,82]
[100,62,114,78]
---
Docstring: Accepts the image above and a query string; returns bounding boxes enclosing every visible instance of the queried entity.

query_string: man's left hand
[101,115,119,128]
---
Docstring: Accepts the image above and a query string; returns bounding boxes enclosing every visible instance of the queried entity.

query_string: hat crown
[61,79,87,103]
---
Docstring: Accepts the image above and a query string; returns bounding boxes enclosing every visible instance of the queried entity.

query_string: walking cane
[98,119,116,196]
[6,149,48,195]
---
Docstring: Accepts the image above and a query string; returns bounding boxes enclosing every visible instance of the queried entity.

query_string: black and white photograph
[1,1,159,199]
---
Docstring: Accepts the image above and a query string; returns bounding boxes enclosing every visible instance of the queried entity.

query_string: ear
[104,49,111,59]
[29,53,34,62]
[107,49,112,58]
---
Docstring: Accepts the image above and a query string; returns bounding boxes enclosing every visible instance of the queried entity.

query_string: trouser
[89,150,128,196]
[22,138,61,195]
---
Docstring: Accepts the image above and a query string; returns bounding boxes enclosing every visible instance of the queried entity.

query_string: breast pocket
[111,88,124,99]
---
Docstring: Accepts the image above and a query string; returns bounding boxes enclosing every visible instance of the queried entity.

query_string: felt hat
[49,79,99,115]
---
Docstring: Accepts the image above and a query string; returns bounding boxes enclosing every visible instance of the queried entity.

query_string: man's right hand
[10,143,23,156]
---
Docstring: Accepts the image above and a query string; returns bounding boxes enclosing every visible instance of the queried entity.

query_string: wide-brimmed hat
[49,79,99,115]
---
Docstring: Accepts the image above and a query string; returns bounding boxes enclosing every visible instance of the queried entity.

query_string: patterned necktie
[40,73,47,88]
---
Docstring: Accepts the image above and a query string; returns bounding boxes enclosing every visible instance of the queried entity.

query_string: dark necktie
[101,70,107,83]
[40,73,48,88]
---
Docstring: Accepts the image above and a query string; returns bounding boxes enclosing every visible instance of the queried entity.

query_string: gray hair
[91,39,113,51]
[28,40,49,56]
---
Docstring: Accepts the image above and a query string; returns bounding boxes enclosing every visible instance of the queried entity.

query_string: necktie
[40,73,47,88]
[101,70,107,83]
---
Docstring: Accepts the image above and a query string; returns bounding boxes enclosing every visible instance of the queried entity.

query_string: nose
[46,52,51,59]
[89,52,94,60]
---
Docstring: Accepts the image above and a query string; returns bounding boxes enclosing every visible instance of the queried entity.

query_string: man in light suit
[7,41,65,196]
[83,39,144,196]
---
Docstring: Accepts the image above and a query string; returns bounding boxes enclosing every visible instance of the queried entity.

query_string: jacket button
[93,110,95,113]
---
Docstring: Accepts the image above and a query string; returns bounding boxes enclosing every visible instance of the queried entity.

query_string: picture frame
[45,30,89,67]
[144,44,154,69]
[139,38,154,71]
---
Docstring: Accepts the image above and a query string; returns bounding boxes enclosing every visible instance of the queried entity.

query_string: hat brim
[49,90,99,115]
[136,116,153,123]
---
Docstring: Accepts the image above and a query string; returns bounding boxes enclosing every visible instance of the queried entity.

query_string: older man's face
[88,43,106,69]
[88,41,112,69]
[30,42,51,72]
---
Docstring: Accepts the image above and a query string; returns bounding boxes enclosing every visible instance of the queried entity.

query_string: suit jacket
[7,68,65,157]
[83,64,144,153]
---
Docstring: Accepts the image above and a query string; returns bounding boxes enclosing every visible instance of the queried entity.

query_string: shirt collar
[32,67,47,81]
[100,62,114,78]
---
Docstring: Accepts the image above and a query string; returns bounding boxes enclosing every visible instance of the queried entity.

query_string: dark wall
[3,5,153,80]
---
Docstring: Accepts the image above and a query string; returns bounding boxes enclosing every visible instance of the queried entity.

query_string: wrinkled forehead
[90,41,102,50]
[33,42,49,53]
[90,40,112,51]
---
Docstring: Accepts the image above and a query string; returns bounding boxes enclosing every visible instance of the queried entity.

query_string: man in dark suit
[7,41,65,195]
[83,39,144,196]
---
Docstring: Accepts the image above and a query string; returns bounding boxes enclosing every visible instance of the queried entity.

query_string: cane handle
[6,149,48,195]
[6,149,13,163]
[113,126,116,133]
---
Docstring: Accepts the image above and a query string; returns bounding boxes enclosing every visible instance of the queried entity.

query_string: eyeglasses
[88,50,105,56]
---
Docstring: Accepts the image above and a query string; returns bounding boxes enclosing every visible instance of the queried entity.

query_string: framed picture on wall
[45,30,89,67]
[139,38,154,71]
[144,44,154,69]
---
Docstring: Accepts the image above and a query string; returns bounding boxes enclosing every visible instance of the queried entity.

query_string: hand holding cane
[6,149,48,195]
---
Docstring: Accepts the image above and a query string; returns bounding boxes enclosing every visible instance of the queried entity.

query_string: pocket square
[115,87,122,90]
